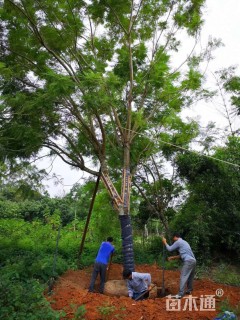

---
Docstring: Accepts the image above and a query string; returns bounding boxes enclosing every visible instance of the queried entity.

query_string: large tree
[0,0,209,270]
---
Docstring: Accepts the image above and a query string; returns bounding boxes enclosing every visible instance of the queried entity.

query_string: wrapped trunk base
[119,215,135,272]
[104,280,157,298]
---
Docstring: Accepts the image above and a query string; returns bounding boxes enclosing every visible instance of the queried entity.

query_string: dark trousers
[89,262,107,293]
[133,291,149,301]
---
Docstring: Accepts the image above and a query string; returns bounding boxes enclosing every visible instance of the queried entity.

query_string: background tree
[212,67,240,136]
[133,155,184,236]
[0,0,213,270]
[0,161,48,200]
[222,68,240,117]
[174,137,240,263]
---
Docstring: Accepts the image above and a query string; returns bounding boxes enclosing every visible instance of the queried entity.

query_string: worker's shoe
[185,290,192,295]
[172,294,183,299]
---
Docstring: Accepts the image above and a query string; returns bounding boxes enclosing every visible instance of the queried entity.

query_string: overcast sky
[37,0,240,197]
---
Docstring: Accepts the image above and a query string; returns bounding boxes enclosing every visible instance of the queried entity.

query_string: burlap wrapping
[104,280,128,296]
[104,280,157,298]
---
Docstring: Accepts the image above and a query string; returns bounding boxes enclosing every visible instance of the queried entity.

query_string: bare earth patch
[46,263,240,320]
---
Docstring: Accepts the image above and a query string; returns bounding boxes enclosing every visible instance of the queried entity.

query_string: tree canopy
[0,0,208,173]
[0,0,215,270]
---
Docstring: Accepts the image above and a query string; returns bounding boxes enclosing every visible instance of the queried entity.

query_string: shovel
[134,284,157,301]
[160,244,166,297]
[105,253,113,281]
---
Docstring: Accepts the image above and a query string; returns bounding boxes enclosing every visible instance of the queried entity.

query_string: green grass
[211,263,240,286]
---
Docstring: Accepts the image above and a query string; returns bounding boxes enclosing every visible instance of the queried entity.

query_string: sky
[185,0,240,127]
[36,0,240,197]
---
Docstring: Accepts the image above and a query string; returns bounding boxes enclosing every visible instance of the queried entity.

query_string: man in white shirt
[123,269,152,300]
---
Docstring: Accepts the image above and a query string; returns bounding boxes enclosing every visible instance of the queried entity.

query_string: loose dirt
[47,263,240,320]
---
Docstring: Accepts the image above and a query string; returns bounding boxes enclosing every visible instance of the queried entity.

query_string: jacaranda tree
[0,0,209,270]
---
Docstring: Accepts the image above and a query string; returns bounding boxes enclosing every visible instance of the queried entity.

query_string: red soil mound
[47,263,240,320]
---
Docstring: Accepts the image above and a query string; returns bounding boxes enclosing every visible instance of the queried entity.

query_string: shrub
[0,274,63,320]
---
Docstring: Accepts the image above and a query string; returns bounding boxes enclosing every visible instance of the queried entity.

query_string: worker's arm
[162,237,179,252]
[145,274,152,289]
[126,281,134,299]
[167,255,180,261]
[107,253,113,271]
[137,273,151,289]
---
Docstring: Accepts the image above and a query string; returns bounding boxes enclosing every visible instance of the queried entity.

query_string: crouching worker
[123,270,152,300]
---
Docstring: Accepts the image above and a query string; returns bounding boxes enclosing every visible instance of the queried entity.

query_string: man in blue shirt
[89,237,115,294]
[162,232,196,299]
[123,270,152,300]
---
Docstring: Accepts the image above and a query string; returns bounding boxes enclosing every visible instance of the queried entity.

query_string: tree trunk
[144,223,149,239]
[101,169,135,271]
[119,214,135,271]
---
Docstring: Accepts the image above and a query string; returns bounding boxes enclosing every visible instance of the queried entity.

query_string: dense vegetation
[0,147,240,318]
